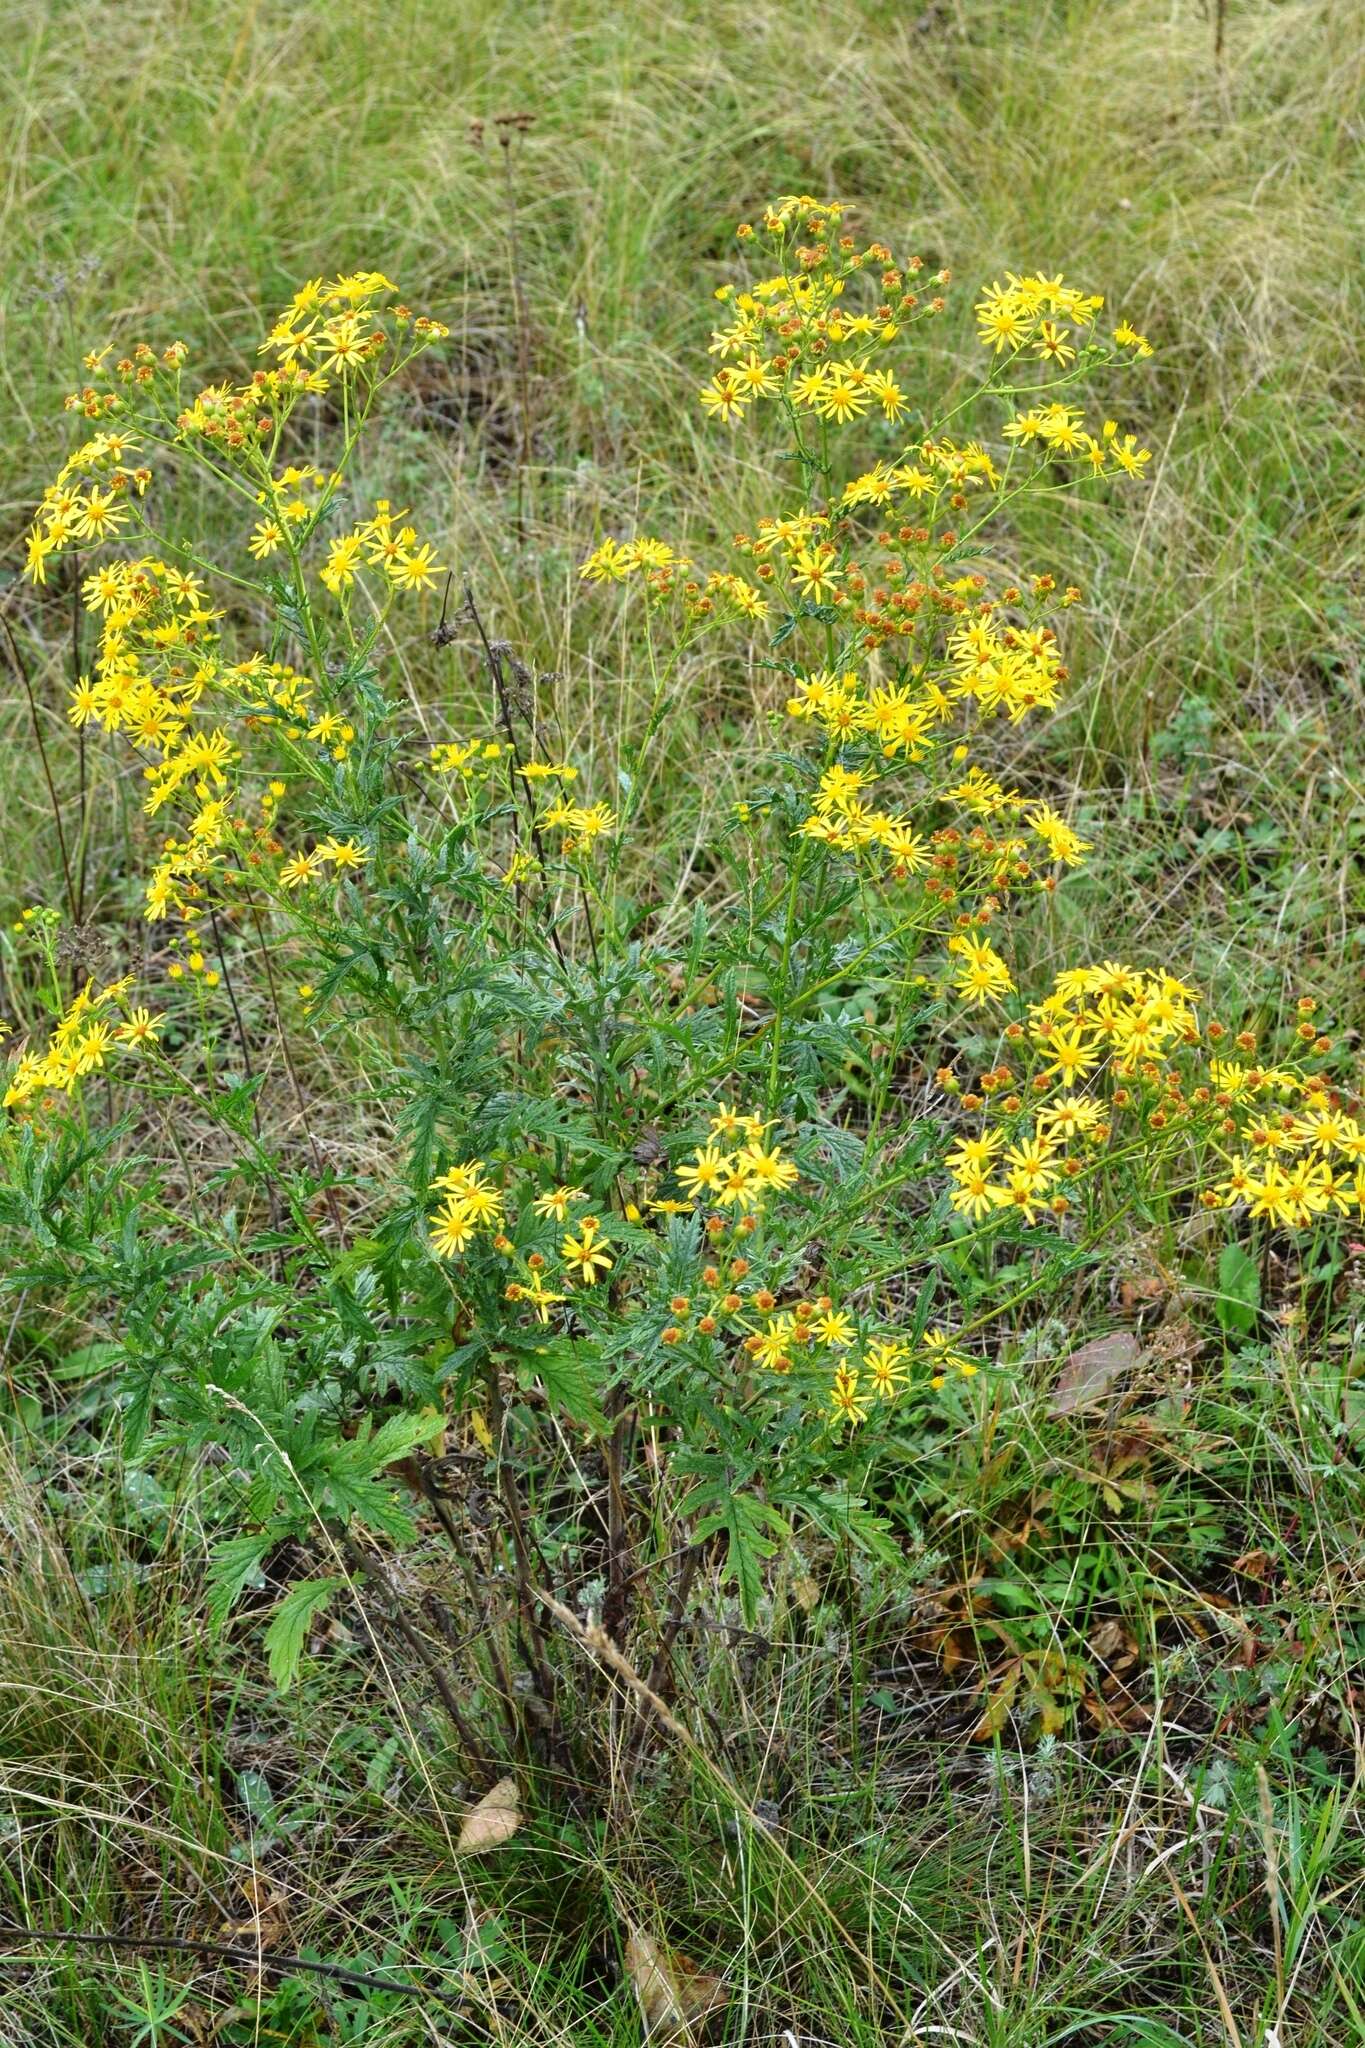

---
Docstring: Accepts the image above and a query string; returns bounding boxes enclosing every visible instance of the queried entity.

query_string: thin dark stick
[462,588,548,841]
[343,1537,492,1778]
[70,559,88,922]
[0,1926,477,2014]
[0,607,77,919]
[601,1399,635,1646]
[460,582,570,971]
[419,1462,524,1750]
[644,1541,703,1701]
[485,1360,561,1715]
[208,906,261,1139]
[461,585,605,989]
[497,126,535,543]
[240,885,345,1237]
[622,1541,703,1786]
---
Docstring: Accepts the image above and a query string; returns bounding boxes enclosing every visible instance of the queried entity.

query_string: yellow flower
[579,537,633,582]
[318,314,371,374]
[115,1007,162,1048]
[430,1199,478,1258]
[1034,320,1076,365]
[699,373,747,424]
[561,1223,613,1284]
[518,1275,567,1324]
[677,1145,730,1199]
[1028,803,1090,867]
[73,488,127,539]
[949,935,1014,1005]
[322,533,364,591]
[389,542,443,591]
[946,1131,1005,1176]
[738,1142,798,1192]
[828,1368,870,1426]
[864,1341,909,1397]
[811,1309,855,1349]
[432,1161,495,1198]
[716,1162,761,1211]
[533,1185,588,1222]
[790,545,841,604]
[865,370,906,421]
[949,1171,1007,1222]
[816,371,869,424]
[923,1330,977,1386]
[317,836,368,869]
[730,351,777,398]
[280,850,322,888]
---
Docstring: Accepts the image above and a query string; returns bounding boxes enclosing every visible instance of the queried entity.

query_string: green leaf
[351,1408,441,1476]
[689,1491,780,1627]
[1216,1242,1261,1336]
[204,1533,273,1632]
[51,1341,124,1383]
[514,1340,605,1430]
[264,1577,344,1692]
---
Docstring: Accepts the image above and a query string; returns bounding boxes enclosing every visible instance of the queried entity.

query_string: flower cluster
[427,1160,509,1259]
[257,270,449,374]
[698,196,942,431]
[317,499,443,596]
[425,1161,615,1326]
[671,1102,800,1210]
[541,797,617,857]
[428,738,506,778]
[1206,1008,1365,1225]
[21,274,455,961]
[941,966,1360,1230]
[23,423,152,585]
[973,272,1105,361]
[24,276,445,592]
[578,534,767,623]
[3,977,161,1110]
[975,272,1150,363]
[1003,406,1151,480]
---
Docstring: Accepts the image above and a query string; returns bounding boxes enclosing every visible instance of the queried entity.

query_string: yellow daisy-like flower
[533,1185,588,1223]
[317,836,368,869]
[828,1367,870,1426]
[677,1145,730,1198]
[561,1221,613,1285]
[864,1342,909,1398]
[430,1199,478,1259]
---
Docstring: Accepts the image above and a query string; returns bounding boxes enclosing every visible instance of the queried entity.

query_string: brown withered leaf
[1088,1619,1129,1664]
[456,1774,521,1856]
[970,1659,1021,1742]
[1050,1332,1142,1416]
[220,1872,289,1952]
[624,1925,728,2043]
[789,1572,820,1614]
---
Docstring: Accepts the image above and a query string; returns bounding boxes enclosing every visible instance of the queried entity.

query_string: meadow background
[1,1,1362,2043]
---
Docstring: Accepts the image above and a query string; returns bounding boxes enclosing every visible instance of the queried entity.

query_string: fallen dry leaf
[789,1572,820,1613]
[456,1774,521,1855]
[220,1871,289,1951]
[624,1925,728,2043]
[1050,1332,1142,1416]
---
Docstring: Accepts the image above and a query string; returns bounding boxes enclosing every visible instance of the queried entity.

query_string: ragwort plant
[2,199,1356,1775]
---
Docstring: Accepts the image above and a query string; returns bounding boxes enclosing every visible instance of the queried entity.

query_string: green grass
[1,0,1363,2041]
